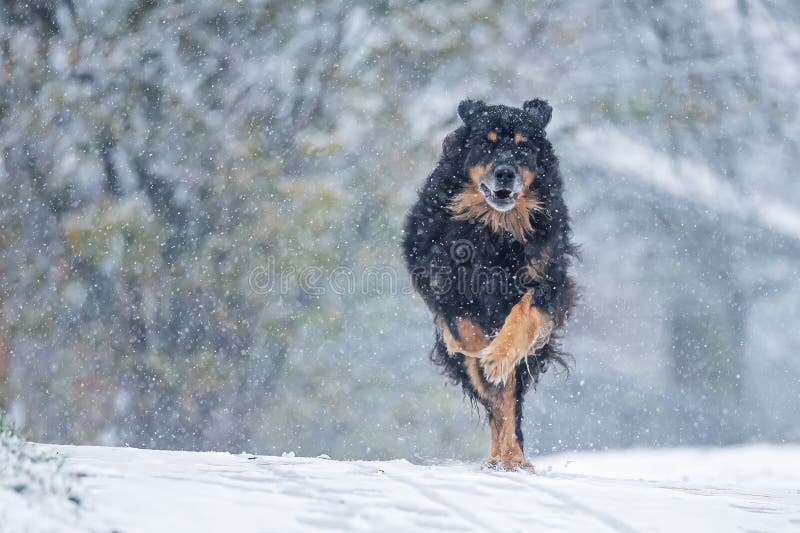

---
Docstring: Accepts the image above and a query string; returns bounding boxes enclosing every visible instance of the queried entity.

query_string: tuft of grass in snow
[0,414,90,532]
[0,415,81,504]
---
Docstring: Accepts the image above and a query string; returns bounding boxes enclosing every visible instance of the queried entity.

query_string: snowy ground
[4,444,800,532]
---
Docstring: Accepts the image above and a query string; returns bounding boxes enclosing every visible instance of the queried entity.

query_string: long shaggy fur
[449,183,545,243]
[403,98,577,456]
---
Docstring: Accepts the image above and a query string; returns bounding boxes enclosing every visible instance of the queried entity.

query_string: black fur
[403,99,576,451]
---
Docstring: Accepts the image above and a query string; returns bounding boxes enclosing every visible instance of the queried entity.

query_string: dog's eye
[486,131,498,142]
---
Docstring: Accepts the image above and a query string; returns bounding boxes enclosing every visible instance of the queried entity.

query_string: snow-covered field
[3,444,800,532]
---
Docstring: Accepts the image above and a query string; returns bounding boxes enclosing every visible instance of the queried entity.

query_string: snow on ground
[4,444,800,532]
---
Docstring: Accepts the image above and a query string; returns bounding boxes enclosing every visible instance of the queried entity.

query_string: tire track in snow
[351,462,495,531]
[495,472,640,533]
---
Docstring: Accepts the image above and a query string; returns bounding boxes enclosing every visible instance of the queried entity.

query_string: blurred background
[0,0,798,461]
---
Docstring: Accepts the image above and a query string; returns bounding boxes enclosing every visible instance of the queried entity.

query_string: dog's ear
[523,98,553,130]
[442,126,467,158]
[458,99,486,124]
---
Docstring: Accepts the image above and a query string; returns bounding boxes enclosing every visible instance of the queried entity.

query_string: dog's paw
[484,453,533,471]
[501,456,534,472]
[483,456,501,470]
[479,344,523,385]
[480,315,554,385]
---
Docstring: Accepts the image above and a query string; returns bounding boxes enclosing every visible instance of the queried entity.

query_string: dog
[403,99,576,470]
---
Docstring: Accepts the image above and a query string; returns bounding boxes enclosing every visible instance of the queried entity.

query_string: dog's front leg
[479,292,552,385]
[437,316,490,358]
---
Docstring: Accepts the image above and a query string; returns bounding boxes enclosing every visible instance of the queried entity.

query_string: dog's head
[446,99,553,213]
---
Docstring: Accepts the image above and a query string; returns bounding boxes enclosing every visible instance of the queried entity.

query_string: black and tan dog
[403,99,576,470]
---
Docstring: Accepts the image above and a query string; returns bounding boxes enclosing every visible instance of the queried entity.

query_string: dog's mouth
[480,182,519,212]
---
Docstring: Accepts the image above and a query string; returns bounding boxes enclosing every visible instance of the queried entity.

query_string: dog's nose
[493,164,516,186]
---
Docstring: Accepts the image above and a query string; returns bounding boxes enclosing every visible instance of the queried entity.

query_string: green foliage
[0,414,81,506]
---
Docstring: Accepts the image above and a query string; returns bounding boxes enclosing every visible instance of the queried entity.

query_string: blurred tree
[0,0,798,456]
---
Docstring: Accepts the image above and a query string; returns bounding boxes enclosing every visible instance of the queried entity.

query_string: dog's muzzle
[479,164,523,212]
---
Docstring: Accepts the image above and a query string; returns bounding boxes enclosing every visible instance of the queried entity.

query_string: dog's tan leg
[480,293,552,385]
[440,315,534,469]
[439,316,490,357]
[487,372,531,470]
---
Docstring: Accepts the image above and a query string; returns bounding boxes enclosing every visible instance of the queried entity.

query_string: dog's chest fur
[431,219,544,333]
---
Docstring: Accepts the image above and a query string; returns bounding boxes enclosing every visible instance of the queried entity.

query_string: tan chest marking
[448,181,543,243]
